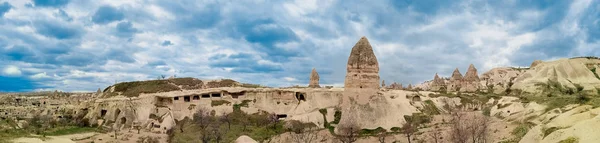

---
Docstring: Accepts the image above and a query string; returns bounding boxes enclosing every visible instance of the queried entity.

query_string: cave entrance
[193,95,200,100]
[201,94,210,98]
[211,93,221,98]
[120,117,127,125]
[276,114,287,119]
[231,92,245,99]
[295,92,306,101]
[100,109,107,118]
[184,96,191,102]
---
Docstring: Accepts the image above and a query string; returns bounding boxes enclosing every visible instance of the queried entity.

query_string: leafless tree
[289,123,320,143]
[219,112,231,129]
[337,119,360,143]
[268,113,279,129]
[210,120,226,143]
[193,108,212,130]
[429,128,441,143]
[377,131,386,143]
[450,112,490,143]
[401,122,417,143]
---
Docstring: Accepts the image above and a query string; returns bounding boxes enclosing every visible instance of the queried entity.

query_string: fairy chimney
[430,73,445,91]
[344,36,380,89]
[309,68,320,88]
[463,64,480,82]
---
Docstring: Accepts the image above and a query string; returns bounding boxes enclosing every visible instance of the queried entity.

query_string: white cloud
[2,66,22,76]
[30,72,51,79]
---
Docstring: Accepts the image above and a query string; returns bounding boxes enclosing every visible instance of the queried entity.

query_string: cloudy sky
[0,0,599,92]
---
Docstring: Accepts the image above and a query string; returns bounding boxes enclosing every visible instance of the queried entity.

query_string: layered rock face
[308,68,320,88]
[344,36,380,90]
[481,67,526,94]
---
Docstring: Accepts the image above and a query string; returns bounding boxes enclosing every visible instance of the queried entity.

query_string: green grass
[0,129,31,143]
[359,127,386,136]
[543,127,563,138]
[592,68,600,80]
[44,126,97,136]
[510,122,535,141]
[211,100,231,107]
[422,100,440,115]
[206,79,239,88]
[559,137,579,143]
[483,106,491,116]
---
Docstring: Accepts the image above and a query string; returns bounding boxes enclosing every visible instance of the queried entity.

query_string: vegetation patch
[510,122,535,141]
[403,113,432,126]
[543,126,564,138]
[558,137,579,143]
[359,127,386,136]
[45,126,97,136]
[422,100,441,115]
[592,68,600,80]
[331,110,342,124]
[206,79,239,88]
[482,106,491,116]
[105,77,205,97]
[211,100,231,107]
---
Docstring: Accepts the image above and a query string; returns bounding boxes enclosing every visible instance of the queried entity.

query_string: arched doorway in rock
[295,92,306,101]
[120,117,127,125]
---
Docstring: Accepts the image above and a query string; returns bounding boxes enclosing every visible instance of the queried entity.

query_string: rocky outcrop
[460,64,481,92]
[430,73,446,91]
[511,58,600,93]
[344,36,380,90]
[448,68,463,91]
[530,60,543,68]
[481,67,526,94]
[389,82,403,90]
[308,68,320,88]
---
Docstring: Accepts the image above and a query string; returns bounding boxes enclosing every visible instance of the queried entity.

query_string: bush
[422,100,440,115]
[558,137,579,143]
[211,100,231,107]
[359,127,386,136]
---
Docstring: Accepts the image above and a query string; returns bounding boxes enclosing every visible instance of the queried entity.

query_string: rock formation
[389,82,402,89]
[344,36,380,90]
[511,58,600,93]
[381,80,386,88]
[308,68,320,88]
[460,64,481,92]
[430,73,446,91]
[530,60,543,68]
[448,68,463,91]
[407,84,413,90]
[481,67,526,94]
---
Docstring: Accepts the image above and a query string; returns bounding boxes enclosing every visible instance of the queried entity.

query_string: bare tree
[219,113,231,129]
[288,121,320,143]
[429,128,441,143]
[401,122,417,143]
[377,131,386,143]
[210,120,226,143]
[337,119,360,143]
[193,108,212,130]
[449,112,490,143]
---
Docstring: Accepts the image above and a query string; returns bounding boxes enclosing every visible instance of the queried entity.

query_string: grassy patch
[543,127,563,138]
[404,113,432,126]
[0,129,31,143]
[331,110,342,124]
[211,100,231,107]
[106,78,205,97]
[206,79,239,88]
[483,106,491,116]
[44,126,97,136]
[592,68,600,80]
[558,137,579,143]
[359,127,386,136]
[510,122,535,141]
[422,100,441,115]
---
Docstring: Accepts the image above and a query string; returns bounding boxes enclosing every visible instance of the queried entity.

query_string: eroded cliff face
[511,58,600,93]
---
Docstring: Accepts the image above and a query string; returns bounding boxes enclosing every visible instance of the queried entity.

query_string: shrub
[558,137,579,143]
[422,100,440,115]
[211,100,231,107]
[543,127,561,138]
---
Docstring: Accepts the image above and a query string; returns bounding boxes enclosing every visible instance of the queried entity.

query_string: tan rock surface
[344,36,380,90]
[511,58,600,93]
[480,67,526,94]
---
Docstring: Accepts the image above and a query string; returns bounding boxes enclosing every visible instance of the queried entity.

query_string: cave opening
[193,95,200,100]
[100,109,107,117]
[295,92,306,101]
[211,93,221,97]
[184,96,191,102]
[201,94,210,98]
[276,114,288,119]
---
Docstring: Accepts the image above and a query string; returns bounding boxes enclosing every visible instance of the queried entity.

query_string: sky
[0,0,599,92]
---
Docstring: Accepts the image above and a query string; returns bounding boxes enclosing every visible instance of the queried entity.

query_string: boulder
[235,135,258,143]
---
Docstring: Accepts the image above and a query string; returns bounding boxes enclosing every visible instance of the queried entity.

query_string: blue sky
[0,0,599,92]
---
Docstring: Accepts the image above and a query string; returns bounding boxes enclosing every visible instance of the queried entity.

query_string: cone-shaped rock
[309,68,320,88]
[431,73,445,91]
[464,64,480,82]
[450,68,463,81]
[344,36,380,89]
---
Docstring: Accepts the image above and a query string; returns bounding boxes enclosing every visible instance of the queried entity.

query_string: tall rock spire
[309,68,320,88]
[450,68,463,81]
[344,36,380,89]
[464,64,480,82]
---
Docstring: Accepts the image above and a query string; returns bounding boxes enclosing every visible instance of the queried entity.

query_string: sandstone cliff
[511,58,600,93]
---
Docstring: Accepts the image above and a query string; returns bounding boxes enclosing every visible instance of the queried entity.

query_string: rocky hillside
[511,57,600,94]
[102,78,261,97]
